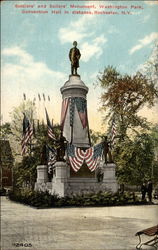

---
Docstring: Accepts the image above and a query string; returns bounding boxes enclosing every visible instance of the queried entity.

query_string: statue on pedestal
[102,136,113,164]
[96,167,104,182]
[40,144,47,165]
[56,130,67,161]
[69,41,81,75]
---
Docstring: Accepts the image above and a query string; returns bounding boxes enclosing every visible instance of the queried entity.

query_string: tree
[10,100,36,143]
[114,133,155,185]
[97,66,158,140]
[0,122,12,140]
[149,124,158,184]
[89,129,103,145]
[13,122,61,189]
[7,100,61,189]
[142,43,158,85]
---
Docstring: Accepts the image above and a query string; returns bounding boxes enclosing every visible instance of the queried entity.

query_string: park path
[1,197,157,250]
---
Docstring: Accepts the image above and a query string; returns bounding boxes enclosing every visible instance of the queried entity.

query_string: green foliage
[9,189,59,208]
[8,189,145,208]
[89,129,104,145]
[97,66,158,185]
[10,100,36,142]
[8,100,61,189]
[14,156,37,189]
[114,133,155,185]
[97,66,158,139]
[0,123,13,140]
[149,124,158,183]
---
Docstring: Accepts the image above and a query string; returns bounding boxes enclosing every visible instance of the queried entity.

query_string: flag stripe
[76,148,85,161]
[67,144,84,172]
[69,157,81,172]
[67,143,103,172]
[45,108,56,140]
[111,118,116,147]
[47,145,57,167]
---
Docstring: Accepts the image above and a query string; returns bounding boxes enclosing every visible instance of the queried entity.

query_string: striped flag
[84,143,103,172]
[67,144,85,172]
[45,108,56,140]
[21,113,33,155]
[47,145,57,167]
[67,143,103,172]
[75,97,87,129]
[110,118,116,147]
[60,98,69,129]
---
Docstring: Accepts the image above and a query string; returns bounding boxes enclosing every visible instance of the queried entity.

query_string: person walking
[147,179,153,202]
[141,182,147,201]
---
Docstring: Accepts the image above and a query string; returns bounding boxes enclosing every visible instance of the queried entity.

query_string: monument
[69,41,81,75]
[35,41,118,196]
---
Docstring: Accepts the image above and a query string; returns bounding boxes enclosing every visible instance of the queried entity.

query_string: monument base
[102,163,118,193]
[35,162,118,197]
[34,165,52,193]
[52,161,68,197]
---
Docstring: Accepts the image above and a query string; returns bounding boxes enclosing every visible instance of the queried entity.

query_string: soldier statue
[102,136,113,164]
[40,144,47,165]
[69,41,81,75]
[56,130,67,161]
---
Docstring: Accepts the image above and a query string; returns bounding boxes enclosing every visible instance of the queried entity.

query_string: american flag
[21,113,33,155]
[84,143,103,172]
[45,108,56,140]
[67,143,103,172]
[60,98,69,129]
[110,118,116,147]
[67,144,85,172]
[75,97,87,129]
[47,145,57,168]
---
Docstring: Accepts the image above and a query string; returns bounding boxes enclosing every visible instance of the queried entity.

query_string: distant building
[0,140,14,188]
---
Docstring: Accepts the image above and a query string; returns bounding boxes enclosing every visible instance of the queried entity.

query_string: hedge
[8,189,148,208]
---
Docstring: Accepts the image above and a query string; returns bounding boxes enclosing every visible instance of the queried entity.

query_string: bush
[8,189,59,208]
[8,189,147,208]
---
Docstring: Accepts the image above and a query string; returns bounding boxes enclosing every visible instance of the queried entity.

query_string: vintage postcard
[1,0,158,250]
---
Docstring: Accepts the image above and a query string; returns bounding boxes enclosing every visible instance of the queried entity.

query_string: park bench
[135,225,158,249]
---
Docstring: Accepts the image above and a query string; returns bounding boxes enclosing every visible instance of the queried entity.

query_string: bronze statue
[69,41,81,75]
[102,136,113,164]
[40,144,47,165]
[96,167,104,182]
[56,130,67,161]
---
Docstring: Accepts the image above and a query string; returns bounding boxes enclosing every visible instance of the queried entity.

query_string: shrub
[8,189,146,208]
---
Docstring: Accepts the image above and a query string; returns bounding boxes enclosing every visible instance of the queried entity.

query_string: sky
[1,0,158,132]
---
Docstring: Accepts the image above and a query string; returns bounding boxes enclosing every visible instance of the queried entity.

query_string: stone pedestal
[102,163,118,193]
[36,165,48,183]
[52,161,68,197]
[60,75,90,148]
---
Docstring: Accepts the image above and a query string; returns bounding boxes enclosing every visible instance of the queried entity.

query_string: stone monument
[35,41,118,196]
